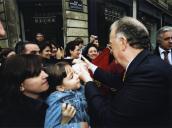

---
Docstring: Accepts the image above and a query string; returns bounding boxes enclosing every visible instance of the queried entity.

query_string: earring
[20,84,25,91]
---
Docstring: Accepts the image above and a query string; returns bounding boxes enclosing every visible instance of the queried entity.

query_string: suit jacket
[85,50,172,128]
[154,45,161,56]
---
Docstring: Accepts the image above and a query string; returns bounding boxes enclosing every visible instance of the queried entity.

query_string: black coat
[85,50,172,128]
[154,45,161,56]
[0,94,48,127]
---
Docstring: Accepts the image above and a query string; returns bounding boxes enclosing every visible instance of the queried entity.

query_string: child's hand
[80,122,89,128]
[61,103,76,124]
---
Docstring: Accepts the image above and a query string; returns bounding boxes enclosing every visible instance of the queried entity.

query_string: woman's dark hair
[82,43,99,61]
[38,41,52,53]
[74,37,84,44]
[0,54,42,100]
[65,40,80,57]
[49,40,62,50]
[45,61,69,92]
[0,48,14,57]
[0,48,15,65]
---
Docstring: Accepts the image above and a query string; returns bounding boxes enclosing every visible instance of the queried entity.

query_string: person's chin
[92,57,96,60]
[42,82,49,90]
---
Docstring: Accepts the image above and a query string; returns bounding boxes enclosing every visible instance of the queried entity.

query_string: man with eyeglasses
[73,17,172,128]
[155,26,172,65]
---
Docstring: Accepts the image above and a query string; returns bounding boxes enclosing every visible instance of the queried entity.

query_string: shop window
[138,12,159,49]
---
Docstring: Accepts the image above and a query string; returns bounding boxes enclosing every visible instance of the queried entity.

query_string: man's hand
[72,63,93,83]
[81,55,97,73]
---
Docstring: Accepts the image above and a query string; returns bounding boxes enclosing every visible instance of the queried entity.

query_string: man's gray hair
[156,26,172,44]
[110,16,150,49]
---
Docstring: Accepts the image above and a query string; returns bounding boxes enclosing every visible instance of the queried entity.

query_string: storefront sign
[69,0,83,11]
[33,16,56,24]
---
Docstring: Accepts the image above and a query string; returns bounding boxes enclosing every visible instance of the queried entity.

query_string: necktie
[163,50,170,64]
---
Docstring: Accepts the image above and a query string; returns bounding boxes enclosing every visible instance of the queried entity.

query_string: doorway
[17,0,63,46]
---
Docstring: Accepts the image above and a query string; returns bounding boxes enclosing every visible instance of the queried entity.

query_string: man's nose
[169,37,172,41]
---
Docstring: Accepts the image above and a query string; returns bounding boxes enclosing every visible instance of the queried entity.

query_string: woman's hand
[61,103,76,124]
[56,47,64,59]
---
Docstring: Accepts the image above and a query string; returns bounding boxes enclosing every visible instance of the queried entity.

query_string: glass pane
[0,3,4,12]
[0,13,5,21]
[0,0,4,3]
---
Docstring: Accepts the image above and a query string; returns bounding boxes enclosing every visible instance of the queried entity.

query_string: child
[44,61,90,128]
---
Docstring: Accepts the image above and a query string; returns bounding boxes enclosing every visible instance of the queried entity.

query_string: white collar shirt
[159,47,172,65]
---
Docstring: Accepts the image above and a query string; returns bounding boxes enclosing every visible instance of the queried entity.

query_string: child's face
[62,65,81,90]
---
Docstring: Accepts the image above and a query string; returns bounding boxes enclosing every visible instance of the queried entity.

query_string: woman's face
[21,70,49,98]
[51,44,57,57]
[87,46,99,60]
[40,46,51,59]
[62,65,80,90]
[70,45,81,59]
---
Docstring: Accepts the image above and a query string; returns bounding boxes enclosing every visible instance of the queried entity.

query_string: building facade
[0,0,172,49]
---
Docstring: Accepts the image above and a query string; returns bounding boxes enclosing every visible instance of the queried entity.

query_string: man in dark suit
[154,26,172,65]
[74,17,172,128]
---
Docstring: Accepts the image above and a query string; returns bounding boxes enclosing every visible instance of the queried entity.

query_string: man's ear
[119,36,128,51]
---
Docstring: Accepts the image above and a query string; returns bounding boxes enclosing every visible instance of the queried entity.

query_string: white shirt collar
[158,46,172,65]
[125,58,134,71]
[159,47,171,54]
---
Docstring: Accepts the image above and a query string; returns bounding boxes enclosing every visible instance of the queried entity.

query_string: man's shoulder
[138,53,172,75]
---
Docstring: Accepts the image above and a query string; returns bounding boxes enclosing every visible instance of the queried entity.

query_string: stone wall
[0,0,9,47]
[63,0,88,46]
[5,0,20,48]
[0,0,20,48]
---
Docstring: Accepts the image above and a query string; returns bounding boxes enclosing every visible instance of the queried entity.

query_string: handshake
[72,56,96,83]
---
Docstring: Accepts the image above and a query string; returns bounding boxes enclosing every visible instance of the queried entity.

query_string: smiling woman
[0,54,49,127]
[83,43,99,61]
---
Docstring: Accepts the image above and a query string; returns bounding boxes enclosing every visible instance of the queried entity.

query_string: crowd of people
[0,16,172,128]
